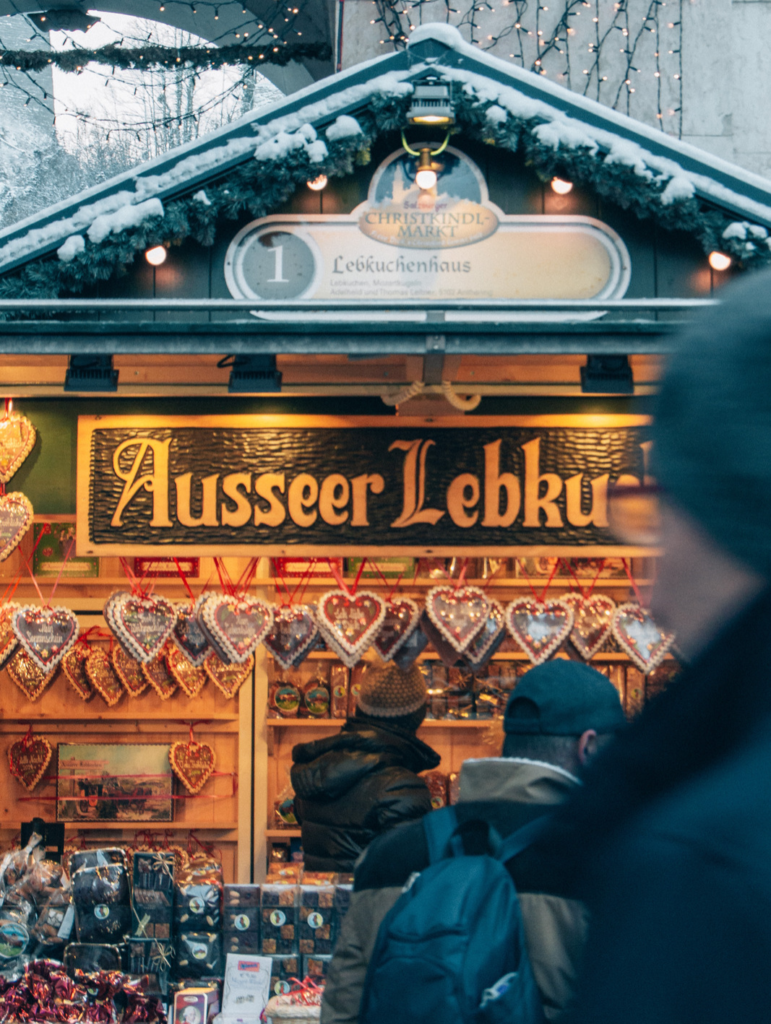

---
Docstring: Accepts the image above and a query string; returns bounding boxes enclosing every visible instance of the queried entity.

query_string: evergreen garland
[2,79,767,305]
[0,41,331,73]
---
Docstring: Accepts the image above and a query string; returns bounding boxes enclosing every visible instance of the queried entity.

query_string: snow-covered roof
[3,23,771,276]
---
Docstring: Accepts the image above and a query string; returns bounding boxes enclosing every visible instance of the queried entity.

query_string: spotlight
[145,245,167,266]
[406,78,455,125]
[307,175,327,191]
[551,177,573,194]
[708,250,731,272]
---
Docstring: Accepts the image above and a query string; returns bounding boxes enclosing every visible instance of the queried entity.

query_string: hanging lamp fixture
[406,78,455,126]
[401,132,451,191]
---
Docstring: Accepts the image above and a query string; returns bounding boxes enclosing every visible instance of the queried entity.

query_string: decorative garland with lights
[0,40,330,73]
[0,81,764,305]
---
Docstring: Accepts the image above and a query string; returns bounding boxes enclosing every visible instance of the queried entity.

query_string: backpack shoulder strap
[497,814,551,866]
[423,806,459,865]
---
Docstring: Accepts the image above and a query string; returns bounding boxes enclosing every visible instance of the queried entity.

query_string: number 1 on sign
[268,245,289,284]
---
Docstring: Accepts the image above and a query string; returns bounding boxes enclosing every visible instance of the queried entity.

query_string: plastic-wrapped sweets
[176,930,222,978]
[299,886,335,956]
[72,861,130,943]
[174,855,223,931]
[269,954,300,996]
[261,885,298,955]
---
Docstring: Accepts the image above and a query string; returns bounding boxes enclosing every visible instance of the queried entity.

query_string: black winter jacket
[291,718,441,871]
[531,587,771,1024]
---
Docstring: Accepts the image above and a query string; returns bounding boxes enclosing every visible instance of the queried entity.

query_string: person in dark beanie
[321,660,626,1024]
[533,269,771,1024]
[291,661,440,872]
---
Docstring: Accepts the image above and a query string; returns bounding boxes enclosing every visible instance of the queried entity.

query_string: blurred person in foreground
[291,662,440,872]
[321,661,626,1024]
[536,270,771,1024]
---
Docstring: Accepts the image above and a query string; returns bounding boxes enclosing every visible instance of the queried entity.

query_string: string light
[708,251,731,272]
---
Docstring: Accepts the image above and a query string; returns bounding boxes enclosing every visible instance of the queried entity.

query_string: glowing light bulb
[708,251,731,272]
[307,175,328,191]
[416,167,437,190]
[551,177,573,195]
[145,246,167,266]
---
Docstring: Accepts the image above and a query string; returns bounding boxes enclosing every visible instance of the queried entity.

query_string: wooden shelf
[265,578,650,590]
[267,719,496,728]
[288,651,672,663]
[0,821,239,831]
[265,829,301,838]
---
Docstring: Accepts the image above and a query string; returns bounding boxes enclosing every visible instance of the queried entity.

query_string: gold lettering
[522,438,563,528]
[482,440,520,528]
[221,472,252,528]
[111,438,172,528]
[565,473,610,527]
[288,473,318,528]
[319,474,350,526]
[174,473,220,527]
[254,473,286,527]
[447,473,479,528]
[389,439,445,528]
[351,473,385,527]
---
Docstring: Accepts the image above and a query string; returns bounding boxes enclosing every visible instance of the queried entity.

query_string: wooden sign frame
[76,414,653,558]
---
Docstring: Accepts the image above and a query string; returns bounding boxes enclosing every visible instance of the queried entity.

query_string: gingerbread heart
[13,605,79,672]
[462,600,506,672]
[170,740,216,794]
[612,603,675,674]
[143,653,179,700]
[316,590,385,668]
[0,602,19,669]
[505,598,574,666]
[166,645,208,698]
[199,595,273,665]
[419,609,464,668]
[425,585,490,654]
[0,413,36,483]
[112,645,150,697]
[7,648,56,702]
[86,648,124,706]
[105,592,176,663]
[570,595,617,660]
[62,646,93,701]
[0,492,33,562]
[171,601,211,668]
[263,605,318,671]
[373,597,421,663]
[204,652,253,699]
[8,734,52,792]
[393,621,429,671]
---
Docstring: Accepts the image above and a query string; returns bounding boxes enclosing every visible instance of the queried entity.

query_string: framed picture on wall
[56,744,173,823]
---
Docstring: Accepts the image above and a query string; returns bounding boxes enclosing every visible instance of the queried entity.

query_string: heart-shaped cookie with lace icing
[0,413,36,483]
[199,595,273,665]
[171,600,212,667]
[505,597,574,665]
[13,605,79,672]
[166,645,208,698]
[62,645,93,701]
[204,652,253,699]
[106,592,176,663]
[462,600,506,672]
[170,740,216,794]
[373,597,421,663]
[0,492,33,562]
[316,590,385,668]
[569,594,616,660]
[263,605,318,671]
[0,602,18,669]
[7,648,56,702]
[8,733,52,792]
[612,603,675,674]
[112,645,150,697]
[142,652,178,700]
[86,648,124,706]
[425,585,489,654]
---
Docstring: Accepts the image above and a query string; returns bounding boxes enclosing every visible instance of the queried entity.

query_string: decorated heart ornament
[86,648,124,707]
[0,602,18,669]
[8,733,52,792]
[263,605,318,672]
[420,609,465,668]
[425,585,490,654]
[200,596,273,665]
[373,597,421,663]
[170,740,216,794]
[143,653,179,700]
[612,603,675,674]
[105,592,176,663]
[0,492,33,563]
[0,413,36,483]
[462,600,506,672]
[171,602,212,668]
[392,621,429,671]
[112,645,150,698]
[7,648,56,702]
[62,646,94,701]
[166,645,208,698]
[505,598,574,665]
[569,595,616,660]
[204,652,253,699]
[13,605,79,672]
[316,590,385,668]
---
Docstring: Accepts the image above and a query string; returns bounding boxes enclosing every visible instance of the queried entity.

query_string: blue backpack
[359,807,546,1024]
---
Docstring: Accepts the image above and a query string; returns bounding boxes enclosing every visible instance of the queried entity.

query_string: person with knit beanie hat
[536,269,771,1024]
[291,660,440,872]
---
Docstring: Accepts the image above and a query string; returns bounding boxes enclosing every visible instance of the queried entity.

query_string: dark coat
[532,588,771,1024]
[291,718,440,871]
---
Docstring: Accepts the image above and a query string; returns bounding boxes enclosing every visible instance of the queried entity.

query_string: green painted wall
[13,395,648,515]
